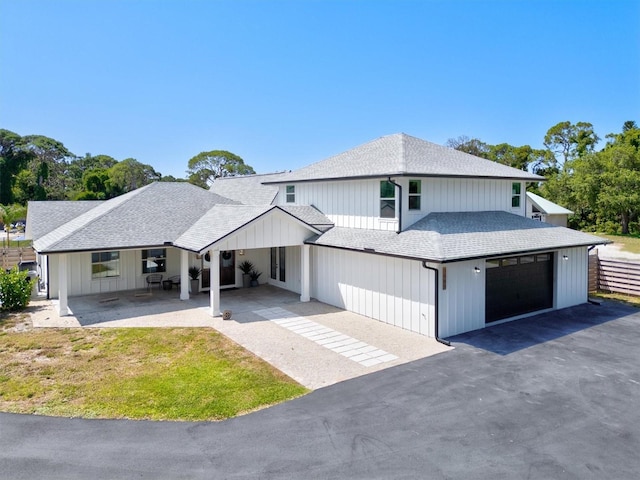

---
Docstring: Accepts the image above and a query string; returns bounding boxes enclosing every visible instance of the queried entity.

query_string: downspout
[387,177,402,234]
[422,261,451,346]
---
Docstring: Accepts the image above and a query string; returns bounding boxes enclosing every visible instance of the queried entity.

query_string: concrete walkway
[28,286,450,389]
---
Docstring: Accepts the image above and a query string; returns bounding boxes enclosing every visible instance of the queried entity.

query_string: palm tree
[0,204,27,246]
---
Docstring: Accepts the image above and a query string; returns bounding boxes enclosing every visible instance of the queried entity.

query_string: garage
[485,253,554,323]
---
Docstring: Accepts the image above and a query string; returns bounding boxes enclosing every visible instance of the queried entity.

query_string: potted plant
[249,269,262,287]
[238,260,254,288]
[188,266,201,294]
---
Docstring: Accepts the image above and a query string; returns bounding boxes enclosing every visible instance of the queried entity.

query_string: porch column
[58,253,69,316]
[300,244,310,302]
[209,249,220,316]
[180,249,189,300]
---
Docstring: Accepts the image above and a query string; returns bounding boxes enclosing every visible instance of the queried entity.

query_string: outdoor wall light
[473,267,481,273]
[562,255,569,261]
[238,250,245,256]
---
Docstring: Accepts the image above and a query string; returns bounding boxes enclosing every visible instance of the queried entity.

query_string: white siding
[279,178,524,231]
[438,260,486,338]
[278,180,398,231]
[49,247,191,298]
[311,246,435,336]
[556,247,588,309]
[215,209,315,251]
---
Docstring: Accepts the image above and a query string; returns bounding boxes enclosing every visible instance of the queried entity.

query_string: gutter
[386,177,402,234]
[421,261,451,346]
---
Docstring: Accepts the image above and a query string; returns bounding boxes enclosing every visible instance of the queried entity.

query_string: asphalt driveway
[2,301,640,479]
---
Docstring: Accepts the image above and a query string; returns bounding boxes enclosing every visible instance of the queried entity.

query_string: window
[511,182,521,208]
[380,181,396,218]
[286,185,295,203]
[409,180,421,210]
[142,248,166,274]
[92,251,120,279]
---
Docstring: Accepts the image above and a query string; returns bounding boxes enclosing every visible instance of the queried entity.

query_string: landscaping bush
[0,267,33,312]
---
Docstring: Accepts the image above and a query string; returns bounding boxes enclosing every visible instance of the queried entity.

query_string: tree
[21,135,75,200]
[0,203,27,245]
[186,150,255,188]
[0,129,32,205]
[446,136,490,158]
[570,122,640,234]
[543,121,599,170]
[108,158,160,193]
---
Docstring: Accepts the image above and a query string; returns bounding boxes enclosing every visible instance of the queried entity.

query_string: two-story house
[27,134,606,339]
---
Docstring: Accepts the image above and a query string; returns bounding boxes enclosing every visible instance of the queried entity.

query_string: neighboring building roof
[265,134,543,184]
[308,211,607,263]
[209,172,287,205]
[174,205,332,253]
[527,192,573,215]
[26,200,103,240]
[33,182,237,253]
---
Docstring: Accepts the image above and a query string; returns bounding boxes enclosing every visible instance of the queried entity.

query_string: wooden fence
[1,247,37,271]
[589,253,640,296]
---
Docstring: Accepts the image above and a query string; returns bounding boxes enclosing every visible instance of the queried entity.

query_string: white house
[526,191,573,227]
[27,133,607,340]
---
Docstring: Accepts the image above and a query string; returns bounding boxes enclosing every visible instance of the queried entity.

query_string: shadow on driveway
[449,301,637,355]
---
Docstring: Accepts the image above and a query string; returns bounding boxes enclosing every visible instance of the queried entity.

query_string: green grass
[591,292,640,308]
[0,313,308,420]
[596,233,640,255]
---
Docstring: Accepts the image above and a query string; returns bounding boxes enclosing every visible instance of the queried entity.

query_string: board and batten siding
[279,178,524,231]
[310,246,436,336]
[48,247,185,298]
[555,246,589,309]
[214,209,316,251]
[438,260,486,338]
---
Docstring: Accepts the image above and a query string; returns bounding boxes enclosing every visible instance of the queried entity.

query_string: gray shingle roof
[308,211,607,262]
[264,134,543,184]
[26,200,102,240]
[33,182,237,253]
[174,205,332,253]
[279,205,334,231]
[209,172,287,205]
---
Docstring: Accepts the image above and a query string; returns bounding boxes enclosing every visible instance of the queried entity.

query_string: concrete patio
[28,285,450,389]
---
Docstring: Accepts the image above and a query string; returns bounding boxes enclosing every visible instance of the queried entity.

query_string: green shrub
[0,267,33,312]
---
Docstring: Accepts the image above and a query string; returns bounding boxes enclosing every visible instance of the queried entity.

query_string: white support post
[209,249,220,317]
[58,253,69,316]
[300,244,310,302]
[180,249,189,300]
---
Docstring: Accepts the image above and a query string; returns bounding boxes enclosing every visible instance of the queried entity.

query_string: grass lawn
[596,233,640,255]
[0,312,308,421]
[592,292,640,308]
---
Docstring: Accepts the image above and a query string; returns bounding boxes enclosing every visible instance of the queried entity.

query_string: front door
[219,250,235,287]
[270,247,286,284]
[201,250,236,289]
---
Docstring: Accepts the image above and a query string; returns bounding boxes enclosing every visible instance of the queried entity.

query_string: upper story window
[142,248,166,274]
[409,180,421,210]
[511,182,521,208]
[286,185,295,203]
[380,181,396,218]
[92,251,120,279]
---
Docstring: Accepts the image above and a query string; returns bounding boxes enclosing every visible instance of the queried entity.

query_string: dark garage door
[485,253,554,323]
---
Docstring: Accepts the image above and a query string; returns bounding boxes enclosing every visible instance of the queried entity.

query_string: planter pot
[250,280,259,287]
[242,273,251,288]
[190,279,199,294]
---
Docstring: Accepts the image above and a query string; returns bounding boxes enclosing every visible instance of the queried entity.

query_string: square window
[380,181,395,198]
[409,180,421,194]
[92,251,120,279]
[380,200,396,218]
[142,249,166,273]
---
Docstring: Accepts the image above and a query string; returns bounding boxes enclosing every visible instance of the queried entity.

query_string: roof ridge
[34,184,155,251]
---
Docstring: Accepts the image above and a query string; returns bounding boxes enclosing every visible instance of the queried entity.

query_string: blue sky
[1,0,638,178]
